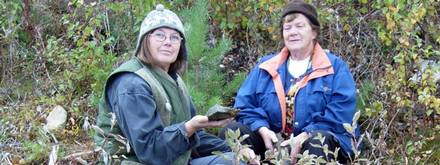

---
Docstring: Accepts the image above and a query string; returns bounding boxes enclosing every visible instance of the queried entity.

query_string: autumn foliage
[0,0,438,164]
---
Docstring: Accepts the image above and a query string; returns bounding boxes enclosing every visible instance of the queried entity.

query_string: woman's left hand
[185,115,233,136]
[280,132,309,164]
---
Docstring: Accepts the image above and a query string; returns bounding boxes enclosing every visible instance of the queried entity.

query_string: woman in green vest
[94,4,257,165]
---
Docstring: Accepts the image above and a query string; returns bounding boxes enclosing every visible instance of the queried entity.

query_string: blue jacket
[234,44,360,155]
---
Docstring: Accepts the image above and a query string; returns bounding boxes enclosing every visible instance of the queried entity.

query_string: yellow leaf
[244,6,252,12]
[343,123,353,133]
[267,26,274,33]
[388,6,398,13]
[385,14,396,30]
[343,24,351,32]
[389,149,395,154]
[417,8,426,19]
[398,37,410,47]
[269,6,274,13]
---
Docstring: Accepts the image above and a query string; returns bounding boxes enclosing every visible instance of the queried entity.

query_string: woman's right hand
[258,127,278,151]
[185,115,232,137]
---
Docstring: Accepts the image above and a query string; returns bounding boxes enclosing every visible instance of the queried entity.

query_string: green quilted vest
[94,58,192,165]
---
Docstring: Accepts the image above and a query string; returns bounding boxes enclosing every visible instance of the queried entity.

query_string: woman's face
[147,27,182,70]
[282,14,317,53]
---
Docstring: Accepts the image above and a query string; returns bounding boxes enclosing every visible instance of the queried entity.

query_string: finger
[280,139,290,147]
[262,136,273,149]
[290,146,300,163]
[194,115,209,123]
[270,132,279,143]
[243,148,254,160]
[291,157,297,165]
[249,158,260,165]
[200,115,209,122]
[219,118,233,125]
[239,148,257,164]
[290,152,296,164]
[265,141,274,150]
[260,130,275,150]
[247,149,256,159]
[213,118,232,126]
[202,118,231,128]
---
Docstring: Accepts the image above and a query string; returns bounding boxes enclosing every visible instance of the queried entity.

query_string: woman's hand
[185,115,232,137]
[258,127,279,151]
[280,132,309,164]
[239,148,260,165]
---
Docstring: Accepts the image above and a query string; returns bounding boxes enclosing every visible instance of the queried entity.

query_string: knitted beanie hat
[134,4,187,59]
[281,0,320,27]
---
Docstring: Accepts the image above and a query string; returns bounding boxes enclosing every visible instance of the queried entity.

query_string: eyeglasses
[149,32,182,44]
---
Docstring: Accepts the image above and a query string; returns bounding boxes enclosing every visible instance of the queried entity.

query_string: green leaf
[244,6,252,12]
[343,123,354,133]
[239,134,249,142]
[353,111,360,123]
[426,109,433,116]
[212,151,223,155]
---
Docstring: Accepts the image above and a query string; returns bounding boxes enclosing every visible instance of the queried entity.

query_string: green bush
[180,0,241,113]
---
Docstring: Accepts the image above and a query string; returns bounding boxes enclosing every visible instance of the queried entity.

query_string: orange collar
[259,43,333,75]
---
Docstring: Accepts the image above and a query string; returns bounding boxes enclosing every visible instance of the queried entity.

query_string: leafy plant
[214,129,255,165]
[297,134,332,165]
[1,0,439,164]
[22,127,51,163]
[360,0,440,163]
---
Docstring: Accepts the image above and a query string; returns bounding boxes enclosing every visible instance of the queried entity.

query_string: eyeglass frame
[148,31,183,44]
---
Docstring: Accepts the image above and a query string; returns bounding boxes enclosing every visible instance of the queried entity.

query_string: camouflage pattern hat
[134,4,186,56]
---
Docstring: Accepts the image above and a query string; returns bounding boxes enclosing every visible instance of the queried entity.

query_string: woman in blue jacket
[221,0,360,163]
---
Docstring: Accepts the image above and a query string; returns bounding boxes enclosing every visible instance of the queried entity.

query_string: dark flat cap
[281,0,320,27]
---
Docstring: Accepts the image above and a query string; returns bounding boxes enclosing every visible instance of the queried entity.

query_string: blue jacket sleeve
[106,72,200,164]
[193,130,231,157]
[302,61,357,135]
[234,64,271,132]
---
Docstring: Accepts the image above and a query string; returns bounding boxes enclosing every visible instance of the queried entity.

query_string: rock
[205,104,240,121]
[46,105,67,131]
